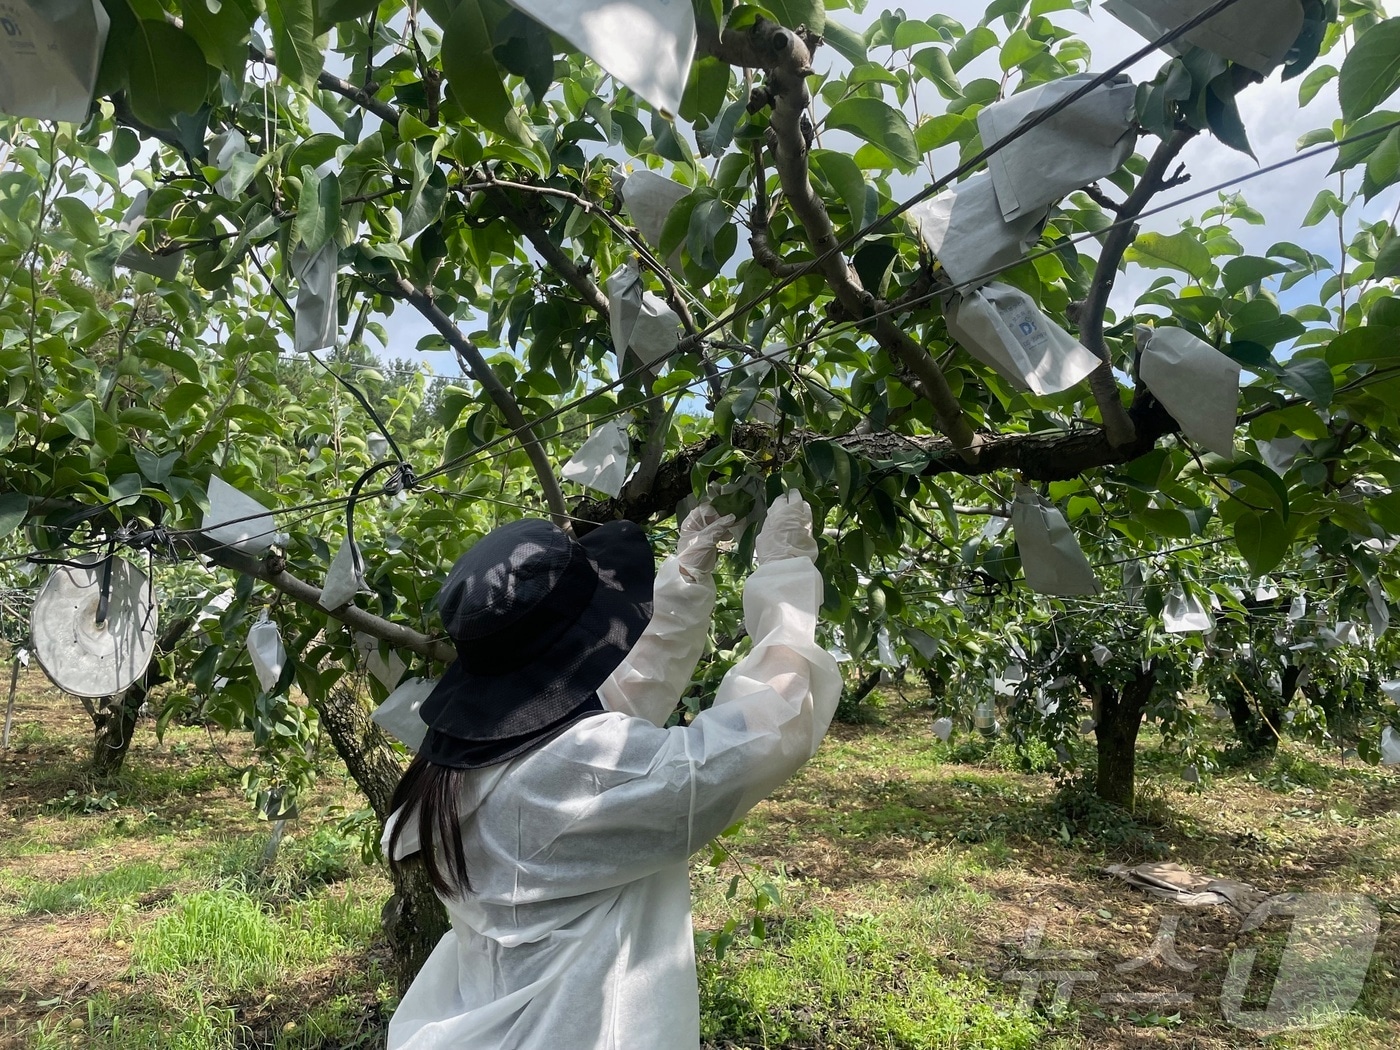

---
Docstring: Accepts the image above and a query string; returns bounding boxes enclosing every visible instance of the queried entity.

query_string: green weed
[7,720,47,751]
[1263,751,1337,793]
[24,988,247,1050]
[7,861,171,915]
[700,909,1040,1049]
[132,890,350,994]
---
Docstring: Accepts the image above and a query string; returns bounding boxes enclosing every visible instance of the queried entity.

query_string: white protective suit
[383,498,842,1050]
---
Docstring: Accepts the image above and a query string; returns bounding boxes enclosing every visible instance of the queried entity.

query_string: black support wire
[680,0,1256,347]
[400,0,1270,488]
[12,93,1394,575]
[409,115,1400,493]
[3,4,1386,572]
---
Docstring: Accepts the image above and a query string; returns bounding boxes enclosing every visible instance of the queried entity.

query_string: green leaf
[1376,228,1400,280]
[911,47,962,98]
[180,0,254,77]
[1281,357,1335,407]
[767,0,825,35]
[811,149,868,228]
[1329,110,1400,173]
[287,132,345,173]
[825,98,919,173]
[821,19,867,65]
[1339,17,1400,122]
[687,198,732,272]
[1365,128,1400,198]
[853,240,898,296]
[0,492,27,540]
[1301,187,1344,226]
[219,150,272,200]
[1233,510,1288,576]
[893,21,947,49]
[1229,461,1290,518]
[1324,326,1400,366]
[914,112,969,153]
[293,167,340,253]
[1221,256,1288,294]
[1123,231,1211,279]
[317,0,382,24]
[54,197,102,245]
[999,28,1045,71]
[441,0,531,145]
[59,400,97,441]
[139,343,203,383]
[680,56,731,124]
[948,25,997,71]
[402,167,448,239]
[266,0,326,93]
[134,448,181,485]
[1298,63,1337,106]
[1205,78,1253,158]
[127,20,211,126]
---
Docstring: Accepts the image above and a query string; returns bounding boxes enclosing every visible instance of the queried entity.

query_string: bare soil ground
[1,669,1397,1048]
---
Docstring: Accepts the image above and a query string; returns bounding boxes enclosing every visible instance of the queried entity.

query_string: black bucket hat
[418,518,655,768]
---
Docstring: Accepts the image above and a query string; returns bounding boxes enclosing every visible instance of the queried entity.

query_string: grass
[0,860,172,916]
[701,909,1041,1049]
[2,669,1399,1048]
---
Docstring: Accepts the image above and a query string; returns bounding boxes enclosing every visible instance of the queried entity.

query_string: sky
[384,0,1400,377]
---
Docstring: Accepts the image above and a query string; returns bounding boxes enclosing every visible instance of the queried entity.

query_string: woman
[380,491,841,1049]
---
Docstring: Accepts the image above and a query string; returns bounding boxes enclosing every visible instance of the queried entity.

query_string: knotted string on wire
[344,458,418,579]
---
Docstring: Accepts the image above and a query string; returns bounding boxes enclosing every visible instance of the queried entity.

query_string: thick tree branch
[390,277,570,526]
[747,26,978,458]
[1083,126,1197,446]
[183,534,455,664]
[575,396,1175,530]
[484,186,611,317]
[696,11,803,68]
[21,496,443,667]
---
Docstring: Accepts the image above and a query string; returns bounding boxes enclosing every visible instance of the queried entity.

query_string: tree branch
[746,26,978,458]
[389,277,570,526]
[250,41,401,125]
[573,397,1176,530]
[483,185,611,317]
[461,176,722,399]
[1082,126,1197,446]
[747,141,809,278]
[187,536,456,663]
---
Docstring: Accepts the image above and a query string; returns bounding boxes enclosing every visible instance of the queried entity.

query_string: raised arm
[596,505,734,726]
[494,494,842,896]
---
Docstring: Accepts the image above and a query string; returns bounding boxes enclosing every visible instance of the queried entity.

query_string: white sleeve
[496,557,842,897]
[595,554,717,727]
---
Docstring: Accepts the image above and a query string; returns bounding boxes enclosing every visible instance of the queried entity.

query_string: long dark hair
[386,753,471,896]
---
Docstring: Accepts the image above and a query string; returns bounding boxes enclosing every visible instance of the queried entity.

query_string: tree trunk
[1256,665,1301,753]
[91,689,145,778]
[836,668,882,723]
[314,684,449,991]
[1226,664,1300,756]
[921,666,945,699]
[1222,677,1256,747]
[91,616,193,777]
[1093,663,1156,810]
